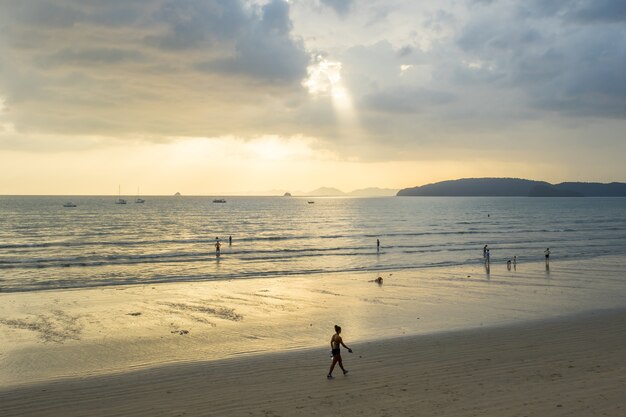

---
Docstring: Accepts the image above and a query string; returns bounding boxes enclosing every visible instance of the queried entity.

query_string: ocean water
[1,196,626,292]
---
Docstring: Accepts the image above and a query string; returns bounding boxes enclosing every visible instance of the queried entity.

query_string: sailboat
[135,187,145,204]
[115,185,127,204]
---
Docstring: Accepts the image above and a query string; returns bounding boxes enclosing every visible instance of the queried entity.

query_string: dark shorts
[545,254,549,258]
[331,348,340,357]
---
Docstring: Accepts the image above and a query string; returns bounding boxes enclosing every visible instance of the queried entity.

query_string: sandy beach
[2,257,626,416]
[1,309,625,416]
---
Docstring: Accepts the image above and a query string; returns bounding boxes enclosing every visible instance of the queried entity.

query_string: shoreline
[1,252,622,295]
[2,308,625,416]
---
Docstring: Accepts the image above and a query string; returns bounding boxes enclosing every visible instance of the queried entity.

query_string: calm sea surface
[1,196,626,292]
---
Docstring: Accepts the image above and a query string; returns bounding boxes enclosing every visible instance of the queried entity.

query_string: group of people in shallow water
[483,244,552,270]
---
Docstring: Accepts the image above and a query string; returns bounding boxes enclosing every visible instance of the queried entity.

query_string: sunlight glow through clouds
[303,56,360,144]
[303,57,354,112]
[303,57,342,96]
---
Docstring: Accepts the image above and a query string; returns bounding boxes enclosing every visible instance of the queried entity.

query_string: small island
[397,178,626,197]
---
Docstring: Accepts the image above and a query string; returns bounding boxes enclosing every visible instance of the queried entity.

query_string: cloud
[568,0,626,23]
[44,48,144,66]
[320,0,354,17]
[516,0,626,23]
[146,0,247,50]
[0,0,312,142]
[363,88,455,114]
[0,2,86,28]
[194,0,309,82]
[0,0,625,179]
[452,0,626,118]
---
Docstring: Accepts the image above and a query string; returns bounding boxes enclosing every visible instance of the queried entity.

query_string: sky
[0,0,625,195]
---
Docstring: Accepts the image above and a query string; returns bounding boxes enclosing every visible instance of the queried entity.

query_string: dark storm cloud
[146,0,247,50]
[1,0,308,80]
[453,0,626,118]
[569,0,626,23]
[193,0,309,82]
[515,0,626,23]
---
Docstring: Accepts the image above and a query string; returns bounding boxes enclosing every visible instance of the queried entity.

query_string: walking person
[327,325,352,379]
[544,248,551,265]
[483,244,488,259]
[377,239,380,252]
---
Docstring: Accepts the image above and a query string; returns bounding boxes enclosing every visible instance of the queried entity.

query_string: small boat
[63,202,77,207]
[213,199,227,203]
[307,201,315,204]
[115,185,127,204]
[135,187,145,203]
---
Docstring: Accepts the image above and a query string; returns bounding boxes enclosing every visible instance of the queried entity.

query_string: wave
[3,222,626,251]
[2,236,625,271]
[2,248,619,294]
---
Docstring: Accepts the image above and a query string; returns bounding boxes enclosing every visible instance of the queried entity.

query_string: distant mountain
[306,187,346,196]
[397,178,626,197]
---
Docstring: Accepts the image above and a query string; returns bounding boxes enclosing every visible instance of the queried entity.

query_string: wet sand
[1,257,626,415]
[1,309,625,417]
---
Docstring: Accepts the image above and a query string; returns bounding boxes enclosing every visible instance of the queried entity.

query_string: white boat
[63,202,77,207]
[115,185,127,204]
[135,187,145,203]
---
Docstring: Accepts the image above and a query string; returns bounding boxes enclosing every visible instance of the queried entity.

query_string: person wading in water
[327,325,353,379]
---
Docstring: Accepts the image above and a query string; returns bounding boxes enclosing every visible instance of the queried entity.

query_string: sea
[1,196,626,292]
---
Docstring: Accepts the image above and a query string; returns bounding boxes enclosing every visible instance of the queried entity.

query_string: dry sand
[1,310,625,417]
